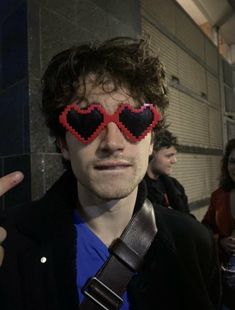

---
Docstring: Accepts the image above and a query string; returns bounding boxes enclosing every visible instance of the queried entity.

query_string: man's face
[60,75,153,201]
[150,146,177,176]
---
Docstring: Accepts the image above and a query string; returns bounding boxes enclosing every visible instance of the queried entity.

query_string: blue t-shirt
[74,211,130,309]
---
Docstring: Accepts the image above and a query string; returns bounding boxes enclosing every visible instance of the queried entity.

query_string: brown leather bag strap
[80,199,157,310]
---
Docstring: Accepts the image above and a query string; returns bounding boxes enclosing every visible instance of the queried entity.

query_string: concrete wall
[0,1,30,209]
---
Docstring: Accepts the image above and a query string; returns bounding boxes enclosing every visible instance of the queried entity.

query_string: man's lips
[94,161,132,170]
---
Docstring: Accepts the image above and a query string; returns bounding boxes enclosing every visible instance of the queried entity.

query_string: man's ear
[57,137,70,160]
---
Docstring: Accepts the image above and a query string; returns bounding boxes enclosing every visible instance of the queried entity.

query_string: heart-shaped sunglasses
[59,103,161,144]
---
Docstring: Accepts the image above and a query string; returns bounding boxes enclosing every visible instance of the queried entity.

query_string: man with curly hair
[0,37,220,309]
[145,129,190,213]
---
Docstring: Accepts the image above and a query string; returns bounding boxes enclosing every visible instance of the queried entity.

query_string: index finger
[0,172,24,196]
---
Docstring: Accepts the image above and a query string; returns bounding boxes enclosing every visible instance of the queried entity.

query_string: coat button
[40,257,47,263]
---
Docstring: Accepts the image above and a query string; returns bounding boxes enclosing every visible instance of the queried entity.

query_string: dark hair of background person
[153,129,178,151]
[220,138,235,191]
[41,36,169,142]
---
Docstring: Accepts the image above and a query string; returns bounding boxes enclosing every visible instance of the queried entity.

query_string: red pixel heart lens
[59,103,161,144]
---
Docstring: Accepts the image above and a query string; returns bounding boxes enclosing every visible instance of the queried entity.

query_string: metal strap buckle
[83,277,123,310]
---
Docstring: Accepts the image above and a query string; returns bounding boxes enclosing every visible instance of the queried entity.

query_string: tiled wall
[0,0,141,207]
[0,0,30,208]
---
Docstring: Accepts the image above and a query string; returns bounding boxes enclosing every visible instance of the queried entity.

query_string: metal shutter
[168,88,209,147]
[141,0,223,211]
[224,85,235,113]
[142,19,178,78]
[141,0,176,34]
[178,47,206,96]
[172,153,221,203]
[207,71,220,106]
[205,39,218,75]
[209,107,223,149]
[175,5,204,60]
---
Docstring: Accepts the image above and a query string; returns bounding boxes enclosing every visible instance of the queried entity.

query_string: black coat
[145,174,190,213]
[0,171,221,309]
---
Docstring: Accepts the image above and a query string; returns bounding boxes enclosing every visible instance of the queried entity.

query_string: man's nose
[99,122,125,152]
[171,156,177,164]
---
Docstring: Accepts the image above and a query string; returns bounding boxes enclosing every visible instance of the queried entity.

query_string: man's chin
[95,190,131,201]
[93,183,137,201]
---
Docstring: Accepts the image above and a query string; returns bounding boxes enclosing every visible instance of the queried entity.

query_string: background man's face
[151,146,177,176]
[60,75,153,202]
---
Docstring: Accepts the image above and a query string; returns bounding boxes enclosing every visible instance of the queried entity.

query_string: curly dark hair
[41,36,169,139]
[153,129,178,151]
[220,138,235,191]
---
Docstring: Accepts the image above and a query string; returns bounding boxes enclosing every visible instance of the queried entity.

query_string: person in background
[202,138,235,310]
[0,37,221,309]
[145,129,190,213]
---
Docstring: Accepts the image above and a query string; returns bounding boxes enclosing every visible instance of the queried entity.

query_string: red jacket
[202,187,235,238]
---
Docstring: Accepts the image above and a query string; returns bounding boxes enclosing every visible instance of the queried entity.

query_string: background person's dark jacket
[145,173,190,213]
[0,171,221,309]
